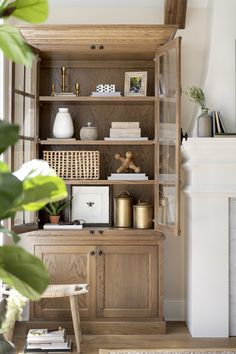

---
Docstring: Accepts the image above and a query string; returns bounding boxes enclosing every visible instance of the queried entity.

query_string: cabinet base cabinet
[26,232,165,334]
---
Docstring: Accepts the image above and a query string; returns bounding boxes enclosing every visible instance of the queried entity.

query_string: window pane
[25,65,35,95]
[24,210,36,224]
[14,93,24,135]
[14,63,24,92]
[158,185,176,226]
[14,211,24,226]
[24,97,35,137]
[24,140,35,163]
[13,139,23,171]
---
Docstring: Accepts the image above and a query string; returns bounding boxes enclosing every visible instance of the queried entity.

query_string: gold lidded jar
[133,200,154,229]
[80,122,98,140]
[114,191,133,228]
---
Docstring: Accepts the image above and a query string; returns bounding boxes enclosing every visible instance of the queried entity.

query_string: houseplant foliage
[0,0,69,301]
[44,199,72,224]
[185,85,206,109]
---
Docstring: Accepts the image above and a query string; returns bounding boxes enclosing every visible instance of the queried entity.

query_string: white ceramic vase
[53,108,74,138]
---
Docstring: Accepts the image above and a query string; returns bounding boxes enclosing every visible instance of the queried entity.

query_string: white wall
[204,0,236,132]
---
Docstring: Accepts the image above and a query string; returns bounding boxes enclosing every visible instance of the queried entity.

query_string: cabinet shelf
[40,139,155,145]
[64,179,156,185]
[39,96,155,104]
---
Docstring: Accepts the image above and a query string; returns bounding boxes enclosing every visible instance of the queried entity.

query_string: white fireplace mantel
[182,138,236,337]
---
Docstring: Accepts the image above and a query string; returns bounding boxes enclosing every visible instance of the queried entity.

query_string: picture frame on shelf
[124,72,147,96]
[71,186,111,226]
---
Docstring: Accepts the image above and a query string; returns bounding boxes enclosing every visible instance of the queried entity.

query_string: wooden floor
[13,322,236,354]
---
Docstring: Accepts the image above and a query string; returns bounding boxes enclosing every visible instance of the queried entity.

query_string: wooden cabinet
[11,25,182,334]
[24,231,164,334]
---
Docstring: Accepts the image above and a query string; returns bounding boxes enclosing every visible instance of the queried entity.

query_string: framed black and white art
[71,186,111,226]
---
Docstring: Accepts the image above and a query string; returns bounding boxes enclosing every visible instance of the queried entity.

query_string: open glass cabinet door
[10,50,40,233]
[154,37,181,236]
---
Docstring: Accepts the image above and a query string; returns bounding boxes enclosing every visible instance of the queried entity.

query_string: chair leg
[69,295,81,353]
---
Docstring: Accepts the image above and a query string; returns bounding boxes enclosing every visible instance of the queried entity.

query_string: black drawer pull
[90,45,96,50]
[90,251,95,256]
[98,230,103,235]
[89,230,94,235]
[99,45,104,50]
[98,250,103,256]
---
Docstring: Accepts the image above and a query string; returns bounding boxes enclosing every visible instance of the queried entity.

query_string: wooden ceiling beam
[164,0,188,29]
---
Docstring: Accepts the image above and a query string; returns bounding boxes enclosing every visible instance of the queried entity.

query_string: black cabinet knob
[90,45,96,50]
[89,230,94,235]
[98,230,103,235]
[90,251,95,256]
[99,45,104,50]
[98,250,103,256]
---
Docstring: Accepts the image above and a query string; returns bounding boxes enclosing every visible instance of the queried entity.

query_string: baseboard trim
[164,300,185,321]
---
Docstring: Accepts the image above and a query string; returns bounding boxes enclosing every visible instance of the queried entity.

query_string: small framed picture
[71,186,111,226]
[124,71,147,96]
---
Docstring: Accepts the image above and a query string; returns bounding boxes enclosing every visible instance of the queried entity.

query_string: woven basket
[43,150,100,179]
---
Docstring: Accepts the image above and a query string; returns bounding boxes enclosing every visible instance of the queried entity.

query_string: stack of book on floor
[104,122,148,140]
[107,173,149,180]
[24,328,72,353]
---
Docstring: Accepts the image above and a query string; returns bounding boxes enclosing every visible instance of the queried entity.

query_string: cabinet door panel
[155,37,181,236]
[96,245,158,318]
[32,245,95,320]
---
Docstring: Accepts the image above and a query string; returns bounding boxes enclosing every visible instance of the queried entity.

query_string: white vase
[53,108,74,138]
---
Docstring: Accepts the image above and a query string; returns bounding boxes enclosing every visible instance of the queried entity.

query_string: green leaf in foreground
[4,0,48,23]
[0,121,19,154]
[0,24,34,66]
[22,175,68,211]
[0,172,23,220]
[0,245,49,300]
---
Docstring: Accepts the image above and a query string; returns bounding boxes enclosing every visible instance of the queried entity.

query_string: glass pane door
[11,55,39,232]
[155,38,181,236]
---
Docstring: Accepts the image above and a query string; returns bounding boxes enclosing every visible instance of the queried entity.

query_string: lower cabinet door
[96,245,159,318]
[33,245,96,320]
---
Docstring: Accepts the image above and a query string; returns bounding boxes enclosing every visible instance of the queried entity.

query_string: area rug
[99,349,236,354]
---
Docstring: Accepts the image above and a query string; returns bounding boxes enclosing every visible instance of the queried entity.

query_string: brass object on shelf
[114,191,133,228]
[51,84,55,96]
[75,82,80,96]
[61,67,66,93]
[133,200,154,229]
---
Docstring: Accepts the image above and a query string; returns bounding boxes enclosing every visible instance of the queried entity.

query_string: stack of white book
[108,173,148,180]
[24,328,72,353]
[105,122,148,140]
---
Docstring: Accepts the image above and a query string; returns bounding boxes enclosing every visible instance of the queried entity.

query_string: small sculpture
[115,151,141,173]
[75,82,80,96]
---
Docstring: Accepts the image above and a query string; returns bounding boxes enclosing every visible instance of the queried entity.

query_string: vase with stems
[185,86,212,137]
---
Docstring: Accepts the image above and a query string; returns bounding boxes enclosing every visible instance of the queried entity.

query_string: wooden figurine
[115,151,141,173]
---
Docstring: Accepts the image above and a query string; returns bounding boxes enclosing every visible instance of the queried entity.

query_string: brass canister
[133,200,154,229]
[114,191,133,227]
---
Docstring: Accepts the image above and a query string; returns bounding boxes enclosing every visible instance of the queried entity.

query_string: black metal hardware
[98,250,103,256]
[98,230,103,235]
[181,128,188,145]
[90,45,96,50]
[89,230,95,235]
[99,45,104,50]
[90,251,95,256]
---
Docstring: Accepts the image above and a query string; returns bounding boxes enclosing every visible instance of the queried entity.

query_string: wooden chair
[41,283,89,353]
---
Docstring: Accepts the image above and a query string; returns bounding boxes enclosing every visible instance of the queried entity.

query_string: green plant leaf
[3,0,48,23]
[0,24,34,66]
[0,225,21,243]
[0,245,49,300]
[0,161,9,173]
[0,172,23,220]
[22,175,68,211]
[0,121,19,154]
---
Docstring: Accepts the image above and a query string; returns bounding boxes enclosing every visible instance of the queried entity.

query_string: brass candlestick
[51,83,55,96]
[75,82,80,96]
[61,67,66,93]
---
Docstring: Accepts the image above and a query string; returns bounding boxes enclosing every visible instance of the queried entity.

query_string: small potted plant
[44,198,72,224]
